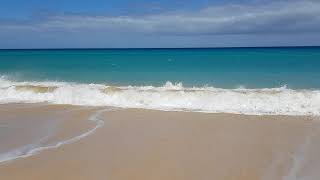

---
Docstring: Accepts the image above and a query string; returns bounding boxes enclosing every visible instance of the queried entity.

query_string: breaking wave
[1,76,320,115]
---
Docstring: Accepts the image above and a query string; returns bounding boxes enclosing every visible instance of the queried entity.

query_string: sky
[0,0,320,48]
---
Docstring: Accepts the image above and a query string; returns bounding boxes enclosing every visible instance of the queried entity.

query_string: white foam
[1,77,320,115]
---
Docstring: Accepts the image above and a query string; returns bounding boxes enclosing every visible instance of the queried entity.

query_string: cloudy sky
[0,0,319,48]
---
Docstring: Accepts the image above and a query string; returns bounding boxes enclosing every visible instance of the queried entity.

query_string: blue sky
[0,0,319,48]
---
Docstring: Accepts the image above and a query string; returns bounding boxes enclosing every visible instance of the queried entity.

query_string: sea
[0,47,320,115]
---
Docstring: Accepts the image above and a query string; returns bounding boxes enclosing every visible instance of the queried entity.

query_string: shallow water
[0,105,59,155]
[0,104,108,164]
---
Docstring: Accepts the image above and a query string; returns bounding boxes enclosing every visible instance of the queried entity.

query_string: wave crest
[0,77,319,115]
[15,85,57,93]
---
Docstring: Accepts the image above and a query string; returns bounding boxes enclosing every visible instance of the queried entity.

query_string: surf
[1,77,320,116]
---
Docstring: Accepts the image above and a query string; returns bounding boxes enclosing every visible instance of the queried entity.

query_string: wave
[1,76,320,115]
[14,85,57,93]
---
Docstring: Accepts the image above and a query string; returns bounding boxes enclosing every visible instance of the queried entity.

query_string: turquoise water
[0,47,320,89]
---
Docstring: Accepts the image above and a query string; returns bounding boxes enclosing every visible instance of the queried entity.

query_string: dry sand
[0,104,319,180]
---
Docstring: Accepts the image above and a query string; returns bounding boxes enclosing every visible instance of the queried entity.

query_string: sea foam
[0,76,320,115]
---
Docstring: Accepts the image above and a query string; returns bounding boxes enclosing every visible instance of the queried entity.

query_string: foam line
[1,77,320,115]
[0,108,116,164]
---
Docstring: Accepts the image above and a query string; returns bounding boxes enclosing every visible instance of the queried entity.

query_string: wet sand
[0,104,319,180]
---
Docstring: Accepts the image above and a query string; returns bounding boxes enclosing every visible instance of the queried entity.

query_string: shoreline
[0,104,102,164]
[0,104,319,179]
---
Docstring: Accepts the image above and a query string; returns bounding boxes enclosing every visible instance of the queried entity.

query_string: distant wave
[1,76,320,115]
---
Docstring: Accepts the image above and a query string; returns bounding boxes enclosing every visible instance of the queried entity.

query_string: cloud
[1,0,320,36]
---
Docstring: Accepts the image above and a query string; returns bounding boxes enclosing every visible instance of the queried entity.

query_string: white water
[1,76,320,115]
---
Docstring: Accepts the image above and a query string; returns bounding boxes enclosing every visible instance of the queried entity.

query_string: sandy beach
[0,104,319,180]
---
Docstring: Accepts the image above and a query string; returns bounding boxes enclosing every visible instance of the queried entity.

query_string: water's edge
[0,107,117,165]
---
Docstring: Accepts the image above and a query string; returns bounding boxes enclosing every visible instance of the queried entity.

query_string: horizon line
[1,45,320,50]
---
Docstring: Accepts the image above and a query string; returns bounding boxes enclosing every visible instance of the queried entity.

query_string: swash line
[0,107,117,165]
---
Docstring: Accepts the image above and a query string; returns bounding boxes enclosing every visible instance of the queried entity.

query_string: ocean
[1,47,320,115]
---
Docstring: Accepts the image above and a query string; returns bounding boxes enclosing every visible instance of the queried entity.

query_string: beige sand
[0,104,98,154]
[0,105,319,180]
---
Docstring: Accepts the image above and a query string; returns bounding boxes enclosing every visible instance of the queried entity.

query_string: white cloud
[1,0,320,35]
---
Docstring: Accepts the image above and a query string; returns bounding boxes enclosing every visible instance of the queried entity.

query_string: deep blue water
[0,47,320,89]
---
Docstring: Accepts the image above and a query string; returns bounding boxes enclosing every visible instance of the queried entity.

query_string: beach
[0,104,319,180]
[1,48,320,179]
